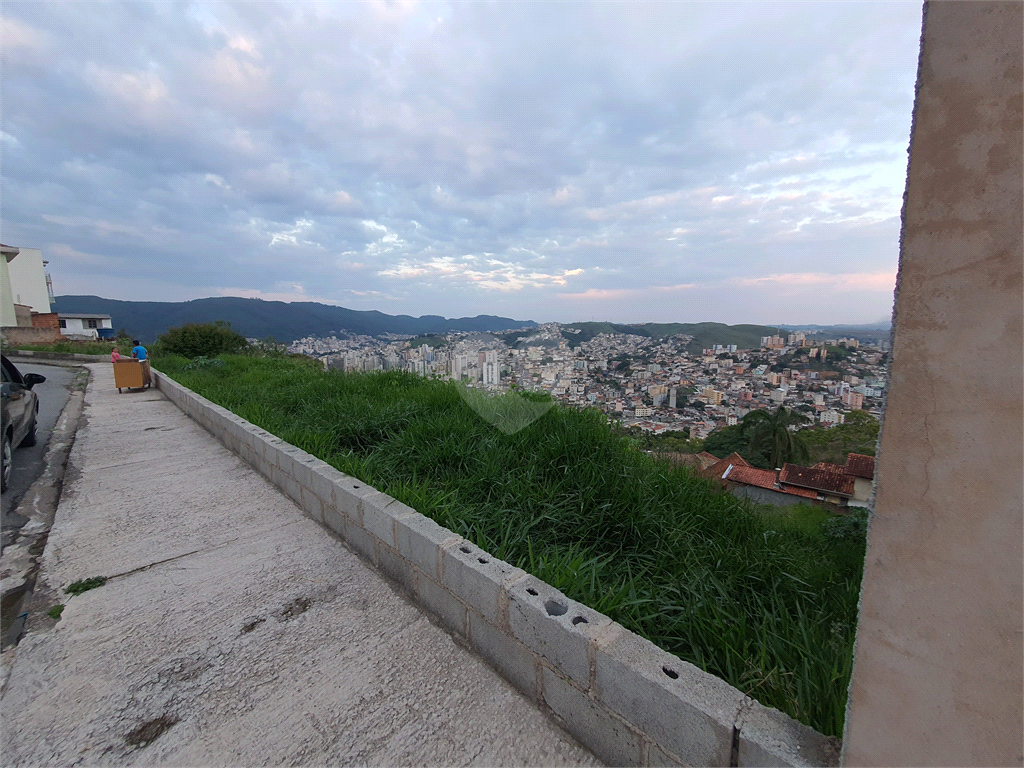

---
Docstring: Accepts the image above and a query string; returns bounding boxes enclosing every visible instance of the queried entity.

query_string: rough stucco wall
[842,2,1023,766]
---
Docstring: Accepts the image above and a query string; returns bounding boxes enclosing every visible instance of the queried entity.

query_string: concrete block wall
[154,370,839,767]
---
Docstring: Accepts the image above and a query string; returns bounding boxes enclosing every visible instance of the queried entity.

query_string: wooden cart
[113,360,151,393]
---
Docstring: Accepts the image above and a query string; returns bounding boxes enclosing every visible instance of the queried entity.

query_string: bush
[822,508,870,540]
[156,321,248,359]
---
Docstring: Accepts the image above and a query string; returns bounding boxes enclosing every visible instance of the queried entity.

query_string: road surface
[1,361,80,548]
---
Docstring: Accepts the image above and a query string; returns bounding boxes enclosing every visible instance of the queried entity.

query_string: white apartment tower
[482,350,500,386]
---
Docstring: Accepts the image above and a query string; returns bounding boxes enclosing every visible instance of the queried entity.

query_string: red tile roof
[724,465,778,490]
[845,453,876,479]
[813,461,846,473]
[780,484,818,499]
[779,464,855,497]
[696,451,724,470]
[705,452,751,481]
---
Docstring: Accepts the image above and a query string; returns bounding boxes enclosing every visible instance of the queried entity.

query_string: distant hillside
[53,296,536,343]
[564,321,784,353]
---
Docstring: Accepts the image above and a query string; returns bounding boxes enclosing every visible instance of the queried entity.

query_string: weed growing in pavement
[65,577,107,595]
[156,354,867,737]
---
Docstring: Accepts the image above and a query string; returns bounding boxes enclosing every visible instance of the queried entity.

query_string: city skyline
[2,1,924,325]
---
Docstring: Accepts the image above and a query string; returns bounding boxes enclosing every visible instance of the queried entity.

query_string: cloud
[0,0,922,324]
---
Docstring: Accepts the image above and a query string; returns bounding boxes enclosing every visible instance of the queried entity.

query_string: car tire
[22,414,38,448]
[2,431,11,493]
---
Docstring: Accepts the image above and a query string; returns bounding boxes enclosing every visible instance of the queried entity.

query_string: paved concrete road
[1,363,600,767]
[1,362,81,533]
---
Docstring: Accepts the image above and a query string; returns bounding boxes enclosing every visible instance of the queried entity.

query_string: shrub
[157,321,248,359]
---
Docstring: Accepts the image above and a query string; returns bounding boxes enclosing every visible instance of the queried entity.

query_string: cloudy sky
[2,1,923,325]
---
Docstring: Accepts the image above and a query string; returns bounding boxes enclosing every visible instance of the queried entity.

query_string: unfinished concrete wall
[843,2,1023,766]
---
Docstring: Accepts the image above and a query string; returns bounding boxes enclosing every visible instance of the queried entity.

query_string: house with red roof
[698,450,876,508]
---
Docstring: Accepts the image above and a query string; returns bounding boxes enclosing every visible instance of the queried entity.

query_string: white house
[2,244,54,326]
[59,312,113,340]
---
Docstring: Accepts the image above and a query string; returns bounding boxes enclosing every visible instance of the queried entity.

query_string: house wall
[729,484,814,508]
[5,247,51,314]
[842,3,1023,765]
[1,257,15,327]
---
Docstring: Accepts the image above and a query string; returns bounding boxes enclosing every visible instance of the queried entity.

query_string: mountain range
[52,295,890,349]
[53,296,536,343]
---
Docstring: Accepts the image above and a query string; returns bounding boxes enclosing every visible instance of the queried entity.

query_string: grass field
[156,354,866,737]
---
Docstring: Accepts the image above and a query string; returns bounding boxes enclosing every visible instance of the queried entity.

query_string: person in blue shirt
[131,340,151,387]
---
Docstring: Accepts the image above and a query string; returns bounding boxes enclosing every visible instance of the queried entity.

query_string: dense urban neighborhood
[289,323,889,444]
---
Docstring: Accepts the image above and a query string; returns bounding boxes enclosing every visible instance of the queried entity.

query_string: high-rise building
[482,350,500,386]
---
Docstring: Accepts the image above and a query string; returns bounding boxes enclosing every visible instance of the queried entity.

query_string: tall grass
[156,355,865,737]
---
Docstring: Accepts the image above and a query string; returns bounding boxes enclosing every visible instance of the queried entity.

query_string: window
[88,319,98,328]
[59,319,66,329]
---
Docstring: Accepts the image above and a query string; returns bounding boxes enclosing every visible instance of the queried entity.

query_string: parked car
[1,355,45,493]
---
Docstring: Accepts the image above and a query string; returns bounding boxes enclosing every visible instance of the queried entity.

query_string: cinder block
[593,626,744,767]
[360,490,401,546]
[237,441,254,467]
[332,481,374,525]
[321,503,346,539]
[223,416,241,441]
[254,456,274,483]
[271,466,302,505]
[395,512,460,581]
[542,666,644,767]
[344,522,377,565]
[309,462,347,504]
[442,541,524,626]
[300,486,324,523]
[736,699,839,767]
[287,448,320,491]
[416,571,467,637]
[506,574,611,689]
[467,609,539,703]
[377,544,415,595]
[274,446,297,479]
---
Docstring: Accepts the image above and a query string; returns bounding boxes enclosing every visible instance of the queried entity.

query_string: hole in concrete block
[662,666,679,679]
[478,557,489,564]
[544,600,568,616]
[353,485,360,489]
[527,588,538,596]
[460,546,472,553]
[572,615,588,625]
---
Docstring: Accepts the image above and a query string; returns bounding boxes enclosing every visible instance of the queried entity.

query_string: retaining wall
[1,328,64,347]
[153,369,838,767]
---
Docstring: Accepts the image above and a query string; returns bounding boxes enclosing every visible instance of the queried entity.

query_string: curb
[153,370,840,767]
[5,350,112,364]
[0,367,90,690]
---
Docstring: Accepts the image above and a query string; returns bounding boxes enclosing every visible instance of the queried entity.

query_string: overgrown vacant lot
[157,354,866,737]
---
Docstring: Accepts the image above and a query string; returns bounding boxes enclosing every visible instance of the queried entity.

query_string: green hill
[564,321,782,352]
[52,295,536,344]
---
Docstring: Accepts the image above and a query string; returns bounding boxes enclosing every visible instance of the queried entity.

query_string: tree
[703,423,749,459]
[157,321,248,359]
[740,406,811,469]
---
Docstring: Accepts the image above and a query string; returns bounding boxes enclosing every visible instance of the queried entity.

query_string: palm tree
[741,406,811,469]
